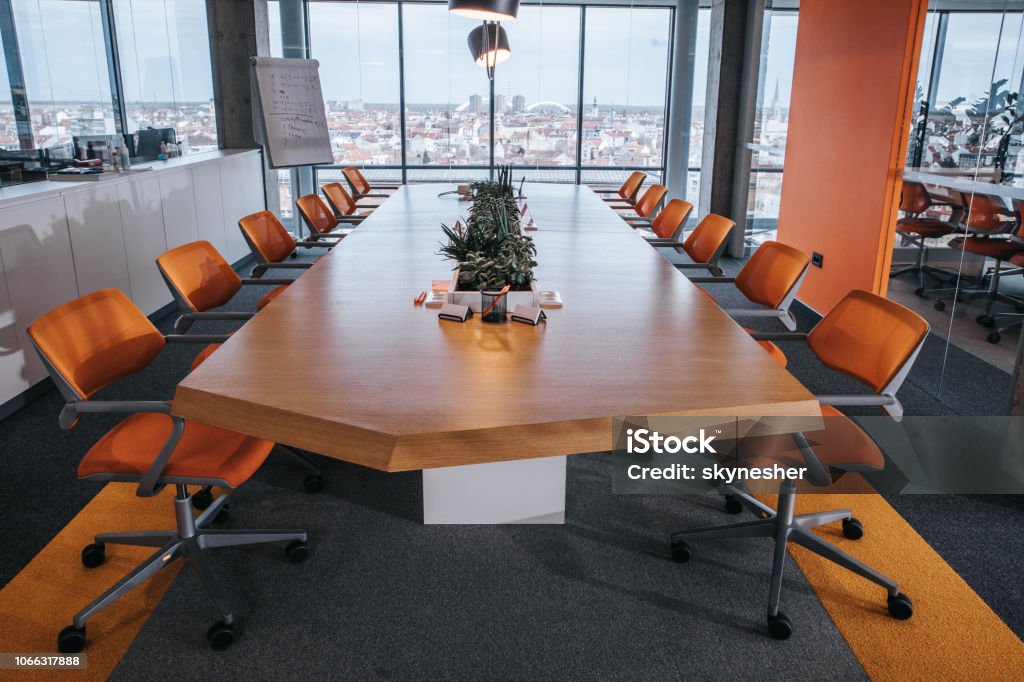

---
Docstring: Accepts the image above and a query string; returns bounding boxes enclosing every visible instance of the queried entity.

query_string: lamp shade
[449,0,520,22]
[468,24,511,68]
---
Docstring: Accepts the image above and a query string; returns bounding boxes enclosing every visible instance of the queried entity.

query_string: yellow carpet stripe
[763,479,1024,680]
[0,485,182,681]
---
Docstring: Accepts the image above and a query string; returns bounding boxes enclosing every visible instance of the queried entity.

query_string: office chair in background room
[29,289,310,653]
[595,170,646,207]
[931,192,1023,329]
[296,194,360,242]
[156,241,323,500]
[687,241,810,331]
[889,180,959,295]
[342,166,400,203]
[239,210,334,278]
[671,289,927,639]
[321,182,377,224]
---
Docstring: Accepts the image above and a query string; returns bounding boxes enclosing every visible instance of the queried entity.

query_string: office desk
[172,184,819,523]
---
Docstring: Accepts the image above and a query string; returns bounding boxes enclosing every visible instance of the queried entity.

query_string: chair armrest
[687,276,736,284]
[295,240,335,248]
[241,278,292,286]
[672,260,715,266]
[749,332,807,342]
[179,311,254,321]
[259,262,314,269]
[816,394,895,407]
[59,400,173,431]
[165,334,232,344]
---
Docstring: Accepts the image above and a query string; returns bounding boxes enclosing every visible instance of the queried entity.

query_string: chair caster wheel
[724,494,743,515]
[192,488,213,510]
[977,315,996,328]
[767,612,793,640]
[214,504,231,524]
[988,331,1002,344]
[913,287,925,298]
[57,625,86,653]
[285,540,309,563]
[81,542,105,568]
[303,474,323,494]
[206,620,235,651]
[842,517,864,540]
[934,300,946,312]
[887,592,913,620]
[670,539,692,563]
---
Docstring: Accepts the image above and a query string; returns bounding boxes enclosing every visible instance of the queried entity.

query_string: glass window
[401,2,488,172]
[581,7,672,169]
[267,0,283,58]
[113,0,217,155]
[0,38,13,150]
[747,9,798,243]
[497,4,580,169]
[688,7,711,202]
[12,0,116,148]
[308,1,401,166]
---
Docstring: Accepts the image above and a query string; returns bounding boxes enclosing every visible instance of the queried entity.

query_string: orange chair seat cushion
[257,285,289,311]
[896,217,954,237]
[733,405,883,473]
[949,236,1023,260]
[78,413,275,488]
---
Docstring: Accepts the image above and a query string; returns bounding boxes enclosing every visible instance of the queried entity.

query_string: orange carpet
[762,477,1024,680]
[0,485,183,681]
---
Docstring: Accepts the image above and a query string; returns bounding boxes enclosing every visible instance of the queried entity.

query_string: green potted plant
[439,165,538,312]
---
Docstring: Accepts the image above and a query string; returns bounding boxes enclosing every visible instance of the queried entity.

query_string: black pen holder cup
[480,290,508,323]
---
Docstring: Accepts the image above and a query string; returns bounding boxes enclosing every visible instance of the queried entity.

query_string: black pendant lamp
[448,0,520,23]
[468,22,511,80]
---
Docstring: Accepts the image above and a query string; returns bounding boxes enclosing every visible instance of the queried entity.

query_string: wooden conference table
[172,184,820,523]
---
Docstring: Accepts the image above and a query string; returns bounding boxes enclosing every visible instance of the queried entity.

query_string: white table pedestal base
[422,456,567,524]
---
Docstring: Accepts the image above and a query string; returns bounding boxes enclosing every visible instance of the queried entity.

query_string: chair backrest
[682,214,735,263]
[342,166,371,196]
[321,182,359,217]
[649,199,694,240]
[734,241,810,308]
[296,194,339,235]
[238,211,296,264]
[156,241,242,313]
[807,289,929,394]
[899,181,932,215]
[28,288,164,400]
[634,184,668,219]
[1013,199,1024,239]
[619,171,646,201]
[960,192,1011,232]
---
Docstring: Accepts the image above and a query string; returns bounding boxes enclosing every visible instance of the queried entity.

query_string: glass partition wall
[888,1,1024,415]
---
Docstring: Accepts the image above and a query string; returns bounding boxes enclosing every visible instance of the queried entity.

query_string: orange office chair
[631,198,693,240]
[29,289,310,653]
[321,182,376,224]
[296,194,359,242]
[239,210,335,279]
[931,192,1023,327]
[615,184,668,224]
[889,180,958,294]
[690,240,810,331]
[595,171,646,207]
[156,240,291,336]
[671,290,928,639]
[342,166,400,202]
[697,287,787,369]
[667,213,735,277]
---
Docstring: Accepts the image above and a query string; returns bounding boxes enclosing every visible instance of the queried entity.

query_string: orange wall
[776,0,928,313]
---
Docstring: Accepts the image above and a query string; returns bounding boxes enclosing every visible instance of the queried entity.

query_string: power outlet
[811,251,824,268]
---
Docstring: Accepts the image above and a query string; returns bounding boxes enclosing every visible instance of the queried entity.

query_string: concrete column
[664,0,700,206]
[206,0,270,150]
[699,0,764,255]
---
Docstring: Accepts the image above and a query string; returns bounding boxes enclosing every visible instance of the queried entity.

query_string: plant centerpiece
[439,165,538,312]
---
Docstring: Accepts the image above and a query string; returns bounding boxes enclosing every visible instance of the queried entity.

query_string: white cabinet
[119,176,170,316]
[219,153,266,262]
[64,185,132,299]
[191,163,227,255]
[0,249,25,404]
[0,196,79,393]
[159,169,200,249]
